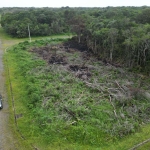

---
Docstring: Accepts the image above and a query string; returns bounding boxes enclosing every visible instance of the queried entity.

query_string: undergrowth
[5,39,150,150]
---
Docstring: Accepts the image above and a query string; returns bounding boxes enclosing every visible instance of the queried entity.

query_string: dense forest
[1,7,150,73]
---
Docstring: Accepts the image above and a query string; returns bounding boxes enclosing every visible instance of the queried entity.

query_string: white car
[0,95,3,109]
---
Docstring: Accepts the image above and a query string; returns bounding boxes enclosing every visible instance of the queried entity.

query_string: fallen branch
[69,121,77,125]
[115,80,126,94]
[84,81,103,93]
[64,107,77,120]
[129,138,150,150]
[76,92,84,104]
[109,95,118,118]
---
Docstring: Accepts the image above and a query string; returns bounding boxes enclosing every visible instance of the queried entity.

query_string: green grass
[0,27,72,53]
[0,27,72,149]
[4,40,150,150]
[0,27,72,40]
[1,26,150,150]
[5,41,108,149]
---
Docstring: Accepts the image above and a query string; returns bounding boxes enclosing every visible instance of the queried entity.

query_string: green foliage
[1,8,74,37]
[2,6,150,73]
[3,6,150,149]
[6,38,150,150]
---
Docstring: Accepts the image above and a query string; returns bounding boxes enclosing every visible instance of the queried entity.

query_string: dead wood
[76,92,84,103]
[115,80,126,94]
[69,121,77,125]
[109,95,118,118]
[84,81,103,93]
[64,107,77,120]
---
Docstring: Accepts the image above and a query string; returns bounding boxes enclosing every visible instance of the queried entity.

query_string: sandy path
[0,39,16,150]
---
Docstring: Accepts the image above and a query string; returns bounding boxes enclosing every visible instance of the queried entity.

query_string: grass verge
[0,26,72,149]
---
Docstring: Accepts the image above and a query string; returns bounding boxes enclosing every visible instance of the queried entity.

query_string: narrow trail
[0,39,16,150]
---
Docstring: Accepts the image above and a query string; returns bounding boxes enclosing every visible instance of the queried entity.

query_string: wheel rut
[0,39,16,150]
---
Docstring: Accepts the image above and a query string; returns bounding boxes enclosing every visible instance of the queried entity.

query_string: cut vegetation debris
[6,38,150,150]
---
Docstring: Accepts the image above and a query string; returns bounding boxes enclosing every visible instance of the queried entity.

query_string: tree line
[1,6,150,73]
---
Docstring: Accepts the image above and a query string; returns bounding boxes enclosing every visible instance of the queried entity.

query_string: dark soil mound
[49,55,67,65]
[63,37,88,52]
[69,65,88,72]
[69,65,91,80]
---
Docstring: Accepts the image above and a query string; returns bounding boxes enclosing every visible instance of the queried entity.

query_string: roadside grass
[4,38,150,150]
[137,140,150,150]
[0,27,72,149]
[103,124,150,150]
[4,45,34,150]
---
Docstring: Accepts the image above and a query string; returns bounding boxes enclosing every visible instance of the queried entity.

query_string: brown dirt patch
[31,43,93,80]
[49,55,67,65]
[31,46,67,65]
[68,65,92,80]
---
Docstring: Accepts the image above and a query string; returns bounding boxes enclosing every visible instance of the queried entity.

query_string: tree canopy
[1,6,150,73]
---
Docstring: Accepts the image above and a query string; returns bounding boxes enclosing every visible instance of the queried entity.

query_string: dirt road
[0,39,16,150]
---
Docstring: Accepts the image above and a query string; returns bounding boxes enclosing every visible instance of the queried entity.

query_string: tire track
[0,40,17,150]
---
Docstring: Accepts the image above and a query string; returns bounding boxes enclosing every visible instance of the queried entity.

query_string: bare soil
[31,45,93,81]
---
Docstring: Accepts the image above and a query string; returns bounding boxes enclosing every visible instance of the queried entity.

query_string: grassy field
[0,27,72,48]
[0,27,72,149]
[1,27,150,150]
